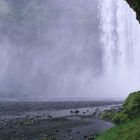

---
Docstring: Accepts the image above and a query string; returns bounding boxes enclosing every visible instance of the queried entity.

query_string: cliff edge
[126,0,140,23]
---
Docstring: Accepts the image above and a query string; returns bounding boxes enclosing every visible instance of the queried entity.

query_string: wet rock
[77,131,80,134]
[0,126,3,129]
[55,129,59,133]
[12,120,16,124]
[50,133,55,136]
[84,135,88,139]
[67,129,72,133]
[48,115,53,119]
[0,121,4,124]
[126,0,140,23]
[26,115,30,118]
[9,125,13,128]
[3,122,7,126]
[38,107,43,110]
[36,115,40,118]
[70,110,74,114]
[92,112,96,116]
[75,110,80,114]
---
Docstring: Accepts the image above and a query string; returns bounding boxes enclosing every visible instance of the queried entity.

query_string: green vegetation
[99,91,140,124]
[123,91,140,117]
[112,112,129,124]
[95,117,140,140]
[113,91,140,123]
[99,110,116,121]
[95,91,140,140]
[18,119,34,126]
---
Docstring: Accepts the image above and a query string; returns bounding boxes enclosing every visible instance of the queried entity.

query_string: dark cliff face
[126,0,140,23]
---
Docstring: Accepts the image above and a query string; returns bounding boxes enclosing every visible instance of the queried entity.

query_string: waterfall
[0,0,140,100]
[98,0,134,72]
[98,0,140,97]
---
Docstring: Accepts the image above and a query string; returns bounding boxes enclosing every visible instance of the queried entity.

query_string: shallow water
[0,101,121,140]
[0,101,122,119]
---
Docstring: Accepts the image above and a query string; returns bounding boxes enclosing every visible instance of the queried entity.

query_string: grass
[95,91,140,140]
[95,117,140,140]
[99,91,140,124]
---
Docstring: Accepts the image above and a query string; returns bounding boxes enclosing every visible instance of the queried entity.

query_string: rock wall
[126,0,140,23]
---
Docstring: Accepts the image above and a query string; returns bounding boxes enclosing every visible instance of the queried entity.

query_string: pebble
[67,129,72,133]
[75,110,80,114]
[55,129,59,133]
[77,131,80,134]
[70,110,74,113]
[84,135,88,139]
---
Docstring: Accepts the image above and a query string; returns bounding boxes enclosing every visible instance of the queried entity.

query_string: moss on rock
[122,91,140,117]
[114,91,140,123]
[100,91,140,124]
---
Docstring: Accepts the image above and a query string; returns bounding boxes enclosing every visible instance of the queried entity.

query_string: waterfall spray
[98,0,134,73]
[0,0,140,100]
[98,0,140,97]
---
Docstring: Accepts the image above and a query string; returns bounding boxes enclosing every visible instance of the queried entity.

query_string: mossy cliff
[126,0,140,23]
[100,91,140,124]
[95,91,140,140]
[113,91,140,123]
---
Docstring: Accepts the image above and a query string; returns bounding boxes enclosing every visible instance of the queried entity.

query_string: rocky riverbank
[0,101,121,140]
[94,91,140,140]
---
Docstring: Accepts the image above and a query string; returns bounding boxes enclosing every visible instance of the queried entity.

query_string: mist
[0,0,140,100]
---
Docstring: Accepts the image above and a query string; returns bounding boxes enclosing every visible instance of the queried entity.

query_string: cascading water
[97,0,140,97]
[98,0,133,72]
[0,0,140,100]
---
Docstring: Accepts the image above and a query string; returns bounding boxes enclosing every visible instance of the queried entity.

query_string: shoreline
[0,101,121,140]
